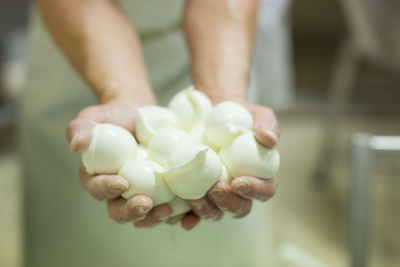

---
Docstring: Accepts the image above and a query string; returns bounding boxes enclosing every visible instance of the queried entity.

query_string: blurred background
[1,0,399,266]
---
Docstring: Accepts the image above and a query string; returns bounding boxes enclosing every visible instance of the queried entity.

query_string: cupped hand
[67,99,173,227]
[67,100,279,231]
[185,103,280,230]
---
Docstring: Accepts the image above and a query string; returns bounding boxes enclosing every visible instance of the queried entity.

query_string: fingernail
[69,134,79,152]
[233,182,251,195]
[155,210,171,221]
[265,129,278,143]
[191,199,206,212]
[108,179,129,195]
[168,215,184,225]
[107,186,124,195]
[210,187,226,202]
[134,205,151,216]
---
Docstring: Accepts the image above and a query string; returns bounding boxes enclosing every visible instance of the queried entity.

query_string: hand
[182,103,280,230]
[67,99,174,227]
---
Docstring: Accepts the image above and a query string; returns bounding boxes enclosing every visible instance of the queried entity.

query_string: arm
[36,0,172,226]
[36,0,155,105]
[184,0,258,103]
[182,0,280,229]
[184,0,279,147]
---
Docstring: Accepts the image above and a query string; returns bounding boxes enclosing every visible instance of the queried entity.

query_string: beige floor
[1,107,399,267]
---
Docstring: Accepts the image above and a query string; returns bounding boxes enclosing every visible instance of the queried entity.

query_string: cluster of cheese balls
[81,86,280,217]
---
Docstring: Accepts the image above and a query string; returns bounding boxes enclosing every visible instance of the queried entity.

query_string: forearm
[184,0,258,103]
[36,0,155,105]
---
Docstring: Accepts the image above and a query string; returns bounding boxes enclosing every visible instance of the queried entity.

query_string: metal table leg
[349,134,400,267]
[350,133,373,267]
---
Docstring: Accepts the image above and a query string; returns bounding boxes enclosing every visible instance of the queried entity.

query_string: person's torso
[21,2,276,266]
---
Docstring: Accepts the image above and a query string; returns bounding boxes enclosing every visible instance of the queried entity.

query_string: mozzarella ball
[219,133,280,179]
[119,160,175,206]
[189,126,221,152]
[168,86,212,131]
[82,123,137,175]
[164,145,222,199]
[204,101,253,148]
[135,145,148,160]
[147,128,193,166]
[136,106,180,146]
[168,197,191,217]
[188,126,206,145]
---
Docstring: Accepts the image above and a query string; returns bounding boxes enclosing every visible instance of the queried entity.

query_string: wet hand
[67,100,173,227]
[185,103,280,228]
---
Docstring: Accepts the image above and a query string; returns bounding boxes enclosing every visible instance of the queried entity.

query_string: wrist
[202,91,248,105]
[191,65,250,105]
[195,83,248,105]
[99,87,157,107]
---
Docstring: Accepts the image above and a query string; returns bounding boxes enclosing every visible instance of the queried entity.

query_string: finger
[66,102,139,153]
[166,214,186,225]
[67,106,107,153]
[107,195,153,223]
[181,213,200,231]
[231,176,277,202]
[246,105,280,148]
[134,204,173,228]
[189,197,223,221]
[67,118,93,153]
[208,181,252,218]
[80,164,129,201]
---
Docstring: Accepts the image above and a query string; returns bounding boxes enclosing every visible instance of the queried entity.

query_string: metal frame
[350,133,400,267]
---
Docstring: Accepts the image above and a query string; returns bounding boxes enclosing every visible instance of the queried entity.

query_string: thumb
[66,101,139,153]
[66,115,94,153]
[246,104,280,148]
